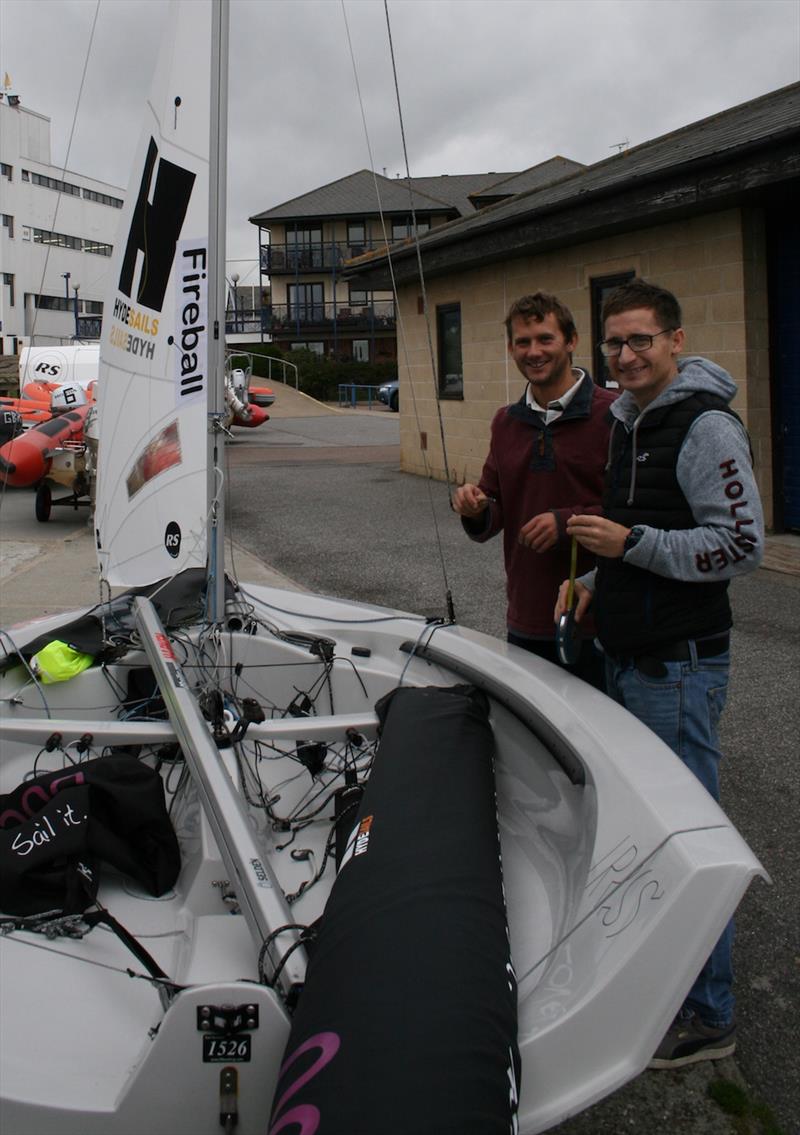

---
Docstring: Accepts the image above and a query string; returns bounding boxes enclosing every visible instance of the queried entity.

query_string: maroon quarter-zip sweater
[463,372,617,638]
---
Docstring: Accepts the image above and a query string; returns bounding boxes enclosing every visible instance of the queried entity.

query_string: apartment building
[248,167,553,362]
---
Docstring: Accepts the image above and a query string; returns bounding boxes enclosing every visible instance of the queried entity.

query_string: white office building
[0,94,124,354]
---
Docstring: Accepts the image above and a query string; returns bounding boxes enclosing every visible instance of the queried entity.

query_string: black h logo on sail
[118,138,195,312]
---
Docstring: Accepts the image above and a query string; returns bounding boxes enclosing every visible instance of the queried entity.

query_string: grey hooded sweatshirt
[580,356,764,591]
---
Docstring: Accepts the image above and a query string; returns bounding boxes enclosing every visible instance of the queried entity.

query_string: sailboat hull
[0,582,765,1134]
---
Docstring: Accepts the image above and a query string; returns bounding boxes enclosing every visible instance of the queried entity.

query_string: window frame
[436,302,463,400]
[590,271,636,388]
[391,214,431,241]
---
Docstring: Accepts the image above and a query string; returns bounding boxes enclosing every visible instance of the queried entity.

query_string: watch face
[556,610,581,665]
[625,526,642,552]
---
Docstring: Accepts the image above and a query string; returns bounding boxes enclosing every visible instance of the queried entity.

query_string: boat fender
[268,683,520,1135]
[51,384,87,412]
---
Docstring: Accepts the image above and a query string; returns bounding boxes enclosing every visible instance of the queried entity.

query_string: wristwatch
[623,525,645,556]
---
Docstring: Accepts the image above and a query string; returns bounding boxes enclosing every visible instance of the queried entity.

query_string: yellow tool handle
[566,535,578,611]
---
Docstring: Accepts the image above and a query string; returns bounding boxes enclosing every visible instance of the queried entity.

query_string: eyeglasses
[599,328,676,358]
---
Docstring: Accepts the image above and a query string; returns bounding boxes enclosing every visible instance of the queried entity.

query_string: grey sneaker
[648,1011,736,1069]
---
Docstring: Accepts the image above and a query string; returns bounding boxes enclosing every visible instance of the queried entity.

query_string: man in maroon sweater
[453,292,616,687]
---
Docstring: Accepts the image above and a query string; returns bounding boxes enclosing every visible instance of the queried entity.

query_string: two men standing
[456,279,764,1067]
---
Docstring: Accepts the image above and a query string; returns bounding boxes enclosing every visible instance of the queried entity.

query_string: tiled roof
[468,157,586,205]
[249,168,518,224]
[398,172,517,214]
[359,82,800,262]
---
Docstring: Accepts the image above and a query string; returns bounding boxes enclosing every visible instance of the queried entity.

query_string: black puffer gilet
[595,393,738,655]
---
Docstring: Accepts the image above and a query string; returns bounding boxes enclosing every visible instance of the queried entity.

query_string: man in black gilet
[557,278,764,1068]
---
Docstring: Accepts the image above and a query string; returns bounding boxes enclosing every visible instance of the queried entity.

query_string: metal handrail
[338,383,383,409]
[226,348,300,391]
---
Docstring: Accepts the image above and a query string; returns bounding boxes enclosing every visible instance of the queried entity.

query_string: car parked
[378,379,399,411]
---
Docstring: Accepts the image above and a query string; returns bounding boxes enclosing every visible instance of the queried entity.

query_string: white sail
[95,0,213,587]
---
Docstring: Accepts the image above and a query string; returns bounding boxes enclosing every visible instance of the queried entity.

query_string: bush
[230,342,396,401]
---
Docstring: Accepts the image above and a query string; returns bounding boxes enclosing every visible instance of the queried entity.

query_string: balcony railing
[225,308,268,336]
[77,316,102,339]
[264,300,395,334]
[261,240,388,275]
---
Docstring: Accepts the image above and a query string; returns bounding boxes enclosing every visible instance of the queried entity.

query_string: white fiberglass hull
[0,582,765,1134]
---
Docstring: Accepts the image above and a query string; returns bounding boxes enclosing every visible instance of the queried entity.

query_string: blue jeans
[604,644,735,1028]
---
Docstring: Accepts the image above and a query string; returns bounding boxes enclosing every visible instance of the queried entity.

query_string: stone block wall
[397,206,775,527]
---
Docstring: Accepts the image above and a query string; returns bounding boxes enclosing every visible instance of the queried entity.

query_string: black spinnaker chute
[268,684,520,1135]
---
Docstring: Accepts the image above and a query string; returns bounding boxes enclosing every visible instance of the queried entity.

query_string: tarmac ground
[1,382,798,1135]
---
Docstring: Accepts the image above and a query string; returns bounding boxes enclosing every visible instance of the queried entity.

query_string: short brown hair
[601,278,682,330]
[505,292,577,343]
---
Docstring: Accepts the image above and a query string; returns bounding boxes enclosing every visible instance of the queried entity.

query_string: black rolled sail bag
[268,684,520,1135]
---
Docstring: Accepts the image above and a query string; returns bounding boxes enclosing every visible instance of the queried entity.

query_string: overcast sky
[2,0,799,291]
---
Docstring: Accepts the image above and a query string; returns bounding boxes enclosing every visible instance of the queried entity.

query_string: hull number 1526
[202,1036,251,1063]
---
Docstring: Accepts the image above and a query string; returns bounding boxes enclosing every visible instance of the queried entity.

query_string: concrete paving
[1,389,798,1135]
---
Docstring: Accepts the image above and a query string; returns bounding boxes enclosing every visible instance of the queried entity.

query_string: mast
[206,0,229,622]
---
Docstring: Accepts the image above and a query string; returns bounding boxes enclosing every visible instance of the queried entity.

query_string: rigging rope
[341,0,456,623]
[27,0,102,347]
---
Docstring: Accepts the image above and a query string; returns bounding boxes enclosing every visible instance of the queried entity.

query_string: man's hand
[518,511,558,552]
[453,483,492,518]
[554,579,593,623]
[566,514,630,558]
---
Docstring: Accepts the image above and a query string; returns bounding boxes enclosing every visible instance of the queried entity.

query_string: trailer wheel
[35,483,52,522]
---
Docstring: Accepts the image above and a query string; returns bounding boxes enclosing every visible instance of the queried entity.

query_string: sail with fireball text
[95,1,213,587]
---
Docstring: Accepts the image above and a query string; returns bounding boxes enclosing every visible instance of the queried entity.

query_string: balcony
[225,309,268,337]
[261,240,388,275]
[264,300,395,335]
[76,316,102,339]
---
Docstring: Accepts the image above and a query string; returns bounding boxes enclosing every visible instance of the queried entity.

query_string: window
[21,168,29,181]
[348,220,366,255]
[352,339,369,362]
[437,303,463,399]
[34,294,71,311]
[30,172,81,196]
[291,341,324,356]
[83,188,123,208]
[31,227,112,256]
[349,287,371,308]
[1,214,13,238]
[0,163,11,181]
[286,226,323,269]
[392,215,430,241]
[81,238,113,256]
[34,294,104,315]
[3,273,15,306]
[590,271,635,388]
[287,282,324,322]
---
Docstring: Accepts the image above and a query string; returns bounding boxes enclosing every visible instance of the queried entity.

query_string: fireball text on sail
[179,247,207,398]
